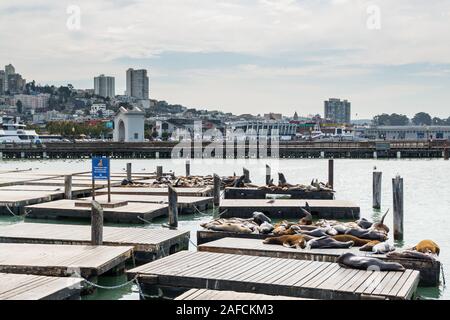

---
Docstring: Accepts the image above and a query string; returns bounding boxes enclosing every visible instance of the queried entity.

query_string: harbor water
[0,158,448,300]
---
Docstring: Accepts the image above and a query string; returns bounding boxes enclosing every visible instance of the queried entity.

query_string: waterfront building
[361,126,450,141]
[126,68,149,100]
[113,106,145,142]
[227,120,297,139]
[13,94,50,110]
[324,98,351,124]
[94,74,115,98]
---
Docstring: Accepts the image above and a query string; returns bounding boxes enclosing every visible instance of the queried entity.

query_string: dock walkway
[198,238,440,287]
[0,273,83,300]
[0,223,189,263]
[219,199,360,219]
[175,289,308,300]
[127,251,420,300]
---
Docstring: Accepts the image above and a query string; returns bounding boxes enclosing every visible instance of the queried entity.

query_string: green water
[0,158,448,299]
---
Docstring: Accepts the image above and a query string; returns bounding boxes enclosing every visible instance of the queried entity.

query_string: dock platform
[0,223,189,263]
[224,187,334,200]
[81,194,213,214]
[127,251,420,300]
[198,238,440,287]
[96,186,213,197]
[0,273,83,300]
[219,199,360,219]
[25,199,168,223]
[175,289,308,300]
[0,243,133,278]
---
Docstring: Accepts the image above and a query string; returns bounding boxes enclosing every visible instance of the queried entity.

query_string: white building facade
[113,107,145,142]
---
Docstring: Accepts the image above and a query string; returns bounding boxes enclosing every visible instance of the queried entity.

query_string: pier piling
[328,159,334,189]
[156,166,163,178]
[392,175,404,241]
[168,185,178,229]
[213,174,221,207]
[185,160,191,177]
[265,165,271,185]
[445,148,449,160]
[243,168,250,183]
[126,163,132,181]
[372,171,382,209]
[91,200,104,245]
[64,175,72,200]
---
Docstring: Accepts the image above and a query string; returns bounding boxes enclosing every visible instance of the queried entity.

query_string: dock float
[81,194,213,214]
[0,223,189,263]
[224,187,334,200]
[24,199,168,223]
[0,243,132,278]
[127,251,420,300]
[175,289,308,300]
[96,186,213,197]
[0,273,83,300]
[219,199,360,219]
[198,238,440,287]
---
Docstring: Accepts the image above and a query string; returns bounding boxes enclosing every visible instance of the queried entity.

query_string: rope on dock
[192,205,210,216]
[79,274,139,290]
[137,216,152,224]
[185,234,198,248]
[218,209,228,217]
[441,262,446,287]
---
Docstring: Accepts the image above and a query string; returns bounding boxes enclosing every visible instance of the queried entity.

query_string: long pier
[127,251,420,300]
[0,140,447,159]
[198,238,440,287]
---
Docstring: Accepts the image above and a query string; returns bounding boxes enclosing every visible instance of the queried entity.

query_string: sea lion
[208,223,253,234]
[359,240,381,251]
[371,210,390,234]
[299,228,329,238]
[306,236,354,249]
[299,207,313,225]
[357,218,373,229]
[345,228,388,241]
[387,250,437,261]
[258,221,274,235]
[263,235,307,249]
[412,240,440,256]
[333,235,373,247]
[337,253,405,271]
[372,242,395,254]
[253,212,271,225]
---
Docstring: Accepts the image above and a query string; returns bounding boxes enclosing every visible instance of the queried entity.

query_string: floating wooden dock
[0,273,83,300]
[81,194,213,214]
[175,289,308,300]
[198,238,440,287]
[224,187,334,200]
[0,223,189,263]
[96,186,214,197]
[219,199,360,219]
[127,251,420,300]
[0,243,133,278]
[25,199,168,223]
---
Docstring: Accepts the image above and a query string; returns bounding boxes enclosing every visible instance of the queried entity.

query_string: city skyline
[1,1,450,118]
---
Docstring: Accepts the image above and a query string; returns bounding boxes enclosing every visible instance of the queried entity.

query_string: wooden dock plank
[0,223,189,263]
[175,289,309,300]
[219,199,360,219]
[128,251,419,300]
[0,243,133,277]
[197,237,439,287]
[96,186,213,197]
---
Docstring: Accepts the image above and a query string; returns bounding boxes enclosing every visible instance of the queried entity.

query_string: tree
[373,113,409,126]
[16,100,23,114]
[412,112,432,125]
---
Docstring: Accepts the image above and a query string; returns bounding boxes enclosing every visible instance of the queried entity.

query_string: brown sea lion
[345,228,388,241]
[371,210,390,234]
[337,253,405,271]
[412,240,440,256]
[263,235,307,249]
[208,223,253,234]
[333,235,373,247]
[387,250,437,261]
[359,240,381,251]
[299,206,313,225]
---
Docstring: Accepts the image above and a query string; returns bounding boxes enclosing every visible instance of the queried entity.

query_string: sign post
[92,156,111,202]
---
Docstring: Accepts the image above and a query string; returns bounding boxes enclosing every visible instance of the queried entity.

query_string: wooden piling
[64,175,72,200]
[156,166,163,178]
[185,160,191,177]
[444,148,449,160]
[328,159,334,189]
[91,200,104,245]
[126,163,132,181]
[265,165,271,186]
[168,185,178,229]
[213,174,221,207]
[392,175,404,241]
[372,171,382,209]
[243,168,250,184]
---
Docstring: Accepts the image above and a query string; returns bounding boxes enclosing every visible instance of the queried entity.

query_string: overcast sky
[1,0,450,118]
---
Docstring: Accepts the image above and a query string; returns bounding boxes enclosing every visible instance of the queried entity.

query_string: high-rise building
[4,64,15,92]
[126,68,149,100]
[0,71,5,94]
[7,74,26,94]
[324,98,351,124]
[94,74,115,99]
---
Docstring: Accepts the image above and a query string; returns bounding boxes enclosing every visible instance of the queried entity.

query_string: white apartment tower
[126,68,149,100]
[94,74,115,99]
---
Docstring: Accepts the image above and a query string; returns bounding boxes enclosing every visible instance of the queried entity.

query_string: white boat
[0,116,40,144]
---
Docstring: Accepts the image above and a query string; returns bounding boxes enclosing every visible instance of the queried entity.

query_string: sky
[1,0,450,119]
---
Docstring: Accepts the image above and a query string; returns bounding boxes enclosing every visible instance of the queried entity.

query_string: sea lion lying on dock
[345,228,388,241]
[357,218,373,229]
[371,242,395,254]
[263,235,308,249]
[337,253,405,271]
[387,250,437,261]
[370,210,390,234]
[258,221,274,235]
[253,212,271,225]
[306,236,354,249]
[412,240,440,256]
[332,235,373,247]
[359,240,381,251]
[207,223,253,234]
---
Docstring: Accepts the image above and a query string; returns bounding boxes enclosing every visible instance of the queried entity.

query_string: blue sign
[92,157,110,180]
